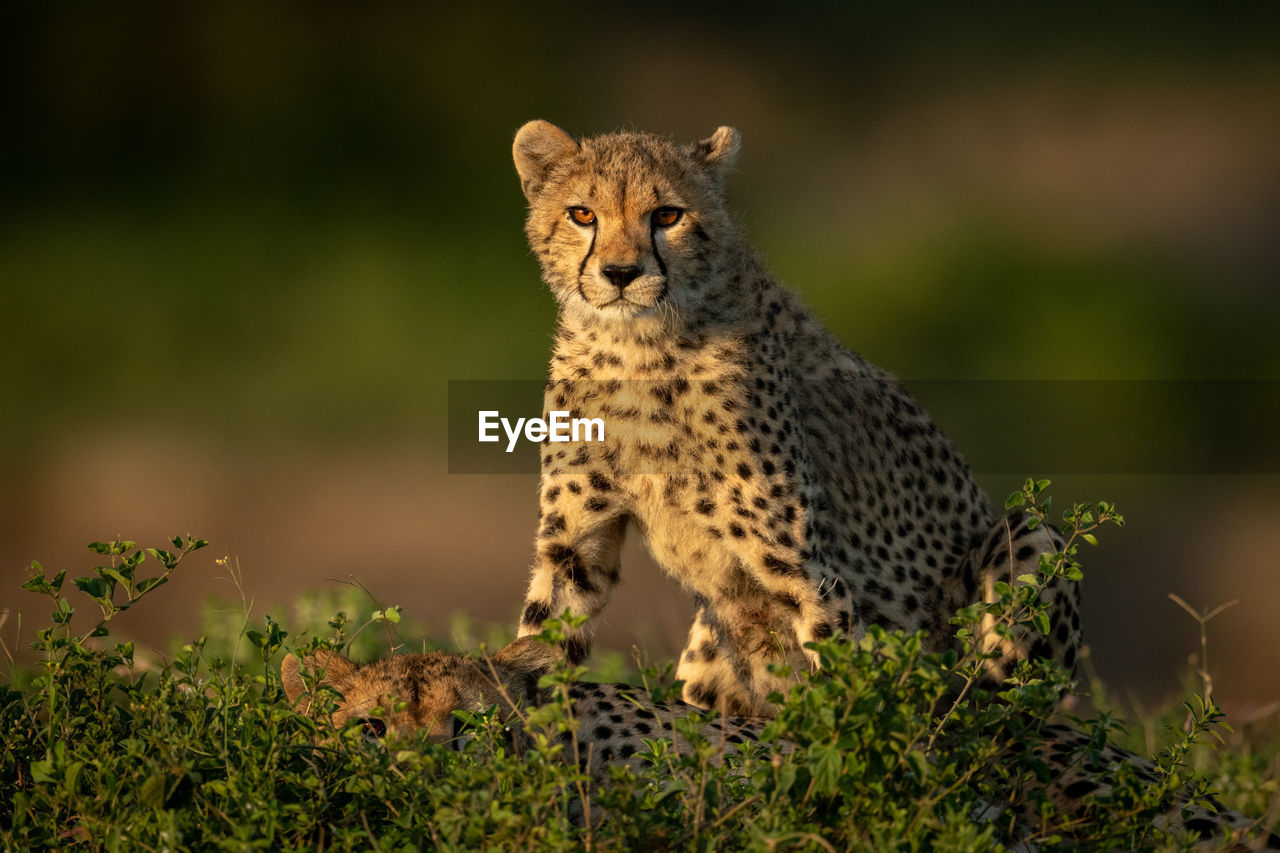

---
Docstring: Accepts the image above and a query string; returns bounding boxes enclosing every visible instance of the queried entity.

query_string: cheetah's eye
[359,717,387,740]
[651,207,683,228]
[568,207,596,226]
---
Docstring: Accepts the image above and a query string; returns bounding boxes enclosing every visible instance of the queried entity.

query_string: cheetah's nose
[601,265,642,290]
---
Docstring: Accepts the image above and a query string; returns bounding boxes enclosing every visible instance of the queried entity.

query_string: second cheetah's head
[513,120,741,325]
[280,637,561,743]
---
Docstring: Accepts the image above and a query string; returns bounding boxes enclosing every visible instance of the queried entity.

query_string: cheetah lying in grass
[282,640,1280,851]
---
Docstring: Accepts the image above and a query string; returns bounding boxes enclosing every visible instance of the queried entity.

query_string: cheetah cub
[281,645,1280,851]
[280,639,766,779]
[512,120,1081,716]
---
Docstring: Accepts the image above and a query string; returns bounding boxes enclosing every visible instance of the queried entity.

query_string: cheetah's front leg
[518,475,628,666]
[676,599,808,717]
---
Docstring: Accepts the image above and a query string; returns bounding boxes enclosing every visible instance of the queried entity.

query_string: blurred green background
[2,4,1278,708]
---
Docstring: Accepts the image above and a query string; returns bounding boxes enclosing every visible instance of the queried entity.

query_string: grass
[1,484,1276,851]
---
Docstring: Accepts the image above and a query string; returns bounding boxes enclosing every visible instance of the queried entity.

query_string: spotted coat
[510,121,1081,715]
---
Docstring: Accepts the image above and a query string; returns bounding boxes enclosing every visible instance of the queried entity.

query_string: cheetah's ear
[513,120,580,201]
[281,649,356,705]
[695,126,740,177]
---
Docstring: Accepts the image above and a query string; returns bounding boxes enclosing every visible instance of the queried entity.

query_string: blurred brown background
[2,4,1278,711]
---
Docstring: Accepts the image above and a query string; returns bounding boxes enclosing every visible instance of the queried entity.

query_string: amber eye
[359,717,387,740]
[652,207,683,228]
[568,207,596,226]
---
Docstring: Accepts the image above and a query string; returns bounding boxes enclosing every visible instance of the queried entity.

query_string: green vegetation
[2,484,1276,850]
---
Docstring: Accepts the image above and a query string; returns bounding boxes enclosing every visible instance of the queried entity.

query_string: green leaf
[146,548,177,569]
[20,577,50,595]
[135,577,169,595]
[101,567,131,591]
[29,759,55,784]
[139,771,168,809]
[1005,492,1026,509]
[807,744,843,795]
[73,576,111,601]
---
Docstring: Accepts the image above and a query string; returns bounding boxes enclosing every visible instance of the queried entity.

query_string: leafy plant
[1,486,1275,851]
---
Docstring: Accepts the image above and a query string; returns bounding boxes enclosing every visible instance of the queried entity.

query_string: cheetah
[281,642,1280,851]
[281,639,765,779]
[511,120,1080,715]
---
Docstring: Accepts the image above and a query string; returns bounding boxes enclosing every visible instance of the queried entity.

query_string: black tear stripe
[576,226,597,302]
[578,226,597,278]
[650,225,668,276]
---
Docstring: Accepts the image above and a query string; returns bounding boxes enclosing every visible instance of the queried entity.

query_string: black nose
[601,265,642,290]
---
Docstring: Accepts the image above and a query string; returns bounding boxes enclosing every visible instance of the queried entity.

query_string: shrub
[1,484,1275,851]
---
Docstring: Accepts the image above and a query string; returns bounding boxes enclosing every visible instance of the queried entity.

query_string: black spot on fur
[763,554,798,575]
[522,600,551,627]
[1063,780,1098,798]
[567,558,596,594]
[547,544,575,566]
[1183,817,1219,839]
[688,683,718,708]
[564,637,590,666]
